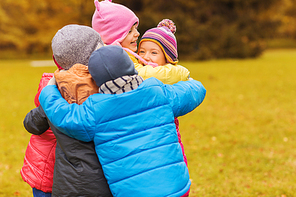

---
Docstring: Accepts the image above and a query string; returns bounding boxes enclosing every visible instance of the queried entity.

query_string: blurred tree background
[0,0,296,60]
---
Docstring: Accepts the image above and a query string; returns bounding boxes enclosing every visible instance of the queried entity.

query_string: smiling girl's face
[120,23,140,52]
[138,41,166,66]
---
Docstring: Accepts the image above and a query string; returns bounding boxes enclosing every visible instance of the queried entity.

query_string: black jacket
[24,105,112,197]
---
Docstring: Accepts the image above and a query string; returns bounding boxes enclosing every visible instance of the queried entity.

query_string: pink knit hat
[92,0,139,46]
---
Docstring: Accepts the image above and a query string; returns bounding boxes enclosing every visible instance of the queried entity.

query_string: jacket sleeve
[39,85,95,142]
[135,63,190,85]
[23,105,50,135]
[162,79,206,117]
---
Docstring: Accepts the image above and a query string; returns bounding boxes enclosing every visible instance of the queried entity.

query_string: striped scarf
[99,75,144,94]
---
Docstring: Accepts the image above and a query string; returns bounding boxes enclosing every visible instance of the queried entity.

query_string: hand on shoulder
[47,76,56,86]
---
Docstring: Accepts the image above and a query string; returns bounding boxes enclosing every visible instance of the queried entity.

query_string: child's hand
[47,76,56,86]
[138,60,158,68]
[138,59,145,66]
[146,62,158,68]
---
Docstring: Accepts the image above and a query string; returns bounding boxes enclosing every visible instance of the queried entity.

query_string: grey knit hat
[88,45,138,87]
[52,24,104,69]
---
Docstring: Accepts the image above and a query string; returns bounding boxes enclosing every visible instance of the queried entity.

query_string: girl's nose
[143,53,150,61]
[134,30,140,37]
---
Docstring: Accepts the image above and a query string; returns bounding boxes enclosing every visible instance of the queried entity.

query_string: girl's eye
[152,51,158,55]
[139,50,145,54]
[129,26,137,34]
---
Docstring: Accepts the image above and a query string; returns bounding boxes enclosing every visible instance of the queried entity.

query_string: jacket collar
[99,75,143,94]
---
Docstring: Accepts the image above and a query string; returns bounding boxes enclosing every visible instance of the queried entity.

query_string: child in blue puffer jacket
[41,45,206,197]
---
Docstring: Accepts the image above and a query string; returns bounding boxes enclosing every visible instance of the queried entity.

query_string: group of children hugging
[21,0,206,196]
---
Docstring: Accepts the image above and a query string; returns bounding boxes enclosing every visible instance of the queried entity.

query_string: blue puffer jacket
[39,77,206,197]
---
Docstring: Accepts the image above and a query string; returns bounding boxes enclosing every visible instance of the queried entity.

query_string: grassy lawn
[0,49,295,196]
[0,60,56,197]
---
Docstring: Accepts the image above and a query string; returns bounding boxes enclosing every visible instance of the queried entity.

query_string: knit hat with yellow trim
[139,19,178,65]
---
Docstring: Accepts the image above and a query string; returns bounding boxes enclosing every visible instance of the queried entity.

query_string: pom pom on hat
[157,19,176,34]
[139,19,178,65]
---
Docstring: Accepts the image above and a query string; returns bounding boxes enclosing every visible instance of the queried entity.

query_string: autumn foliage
[0,0,295,59]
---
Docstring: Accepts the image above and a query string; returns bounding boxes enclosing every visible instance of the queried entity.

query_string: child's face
[121,23,140,52]
[138,41,166,66]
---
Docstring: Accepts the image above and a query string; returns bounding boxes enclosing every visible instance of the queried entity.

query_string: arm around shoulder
[136,63,190,85]
[23,105,49,135]
[39,85,95,142]
[163,79,206,117]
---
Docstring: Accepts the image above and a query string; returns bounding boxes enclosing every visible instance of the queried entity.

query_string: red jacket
[175,117,190,197]
[21,73,56,193]
[174,117,188,166]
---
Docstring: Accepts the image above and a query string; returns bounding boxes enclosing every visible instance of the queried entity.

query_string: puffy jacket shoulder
[34,73,54,107]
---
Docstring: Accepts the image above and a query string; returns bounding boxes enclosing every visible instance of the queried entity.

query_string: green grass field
[0,49,295,196]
